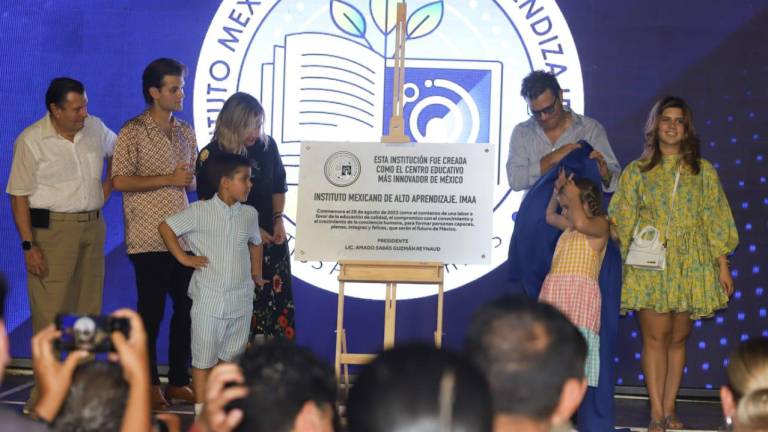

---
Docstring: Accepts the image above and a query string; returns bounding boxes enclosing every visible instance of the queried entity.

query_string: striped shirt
[165,194,261,318]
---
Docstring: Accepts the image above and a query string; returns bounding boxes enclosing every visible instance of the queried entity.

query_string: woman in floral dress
[609,96,738,432]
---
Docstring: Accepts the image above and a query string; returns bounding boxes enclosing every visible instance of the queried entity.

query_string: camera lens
[73,316,97,347]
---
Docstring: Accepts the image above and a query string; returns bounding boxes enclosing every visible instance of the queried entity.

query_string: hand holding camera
[108,308,149,385]
[31,325,89,422]
[32,310,149,426]
[197,362,248,432]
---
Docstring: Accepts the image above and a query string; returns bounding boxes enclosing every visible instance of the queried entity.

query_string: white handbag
[625,165,681,271]
[626,225,667,270]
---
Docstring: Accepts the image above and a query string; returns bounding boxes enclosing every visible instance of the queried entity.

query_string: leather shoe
[165,384,196,404]
[151,385,171,410]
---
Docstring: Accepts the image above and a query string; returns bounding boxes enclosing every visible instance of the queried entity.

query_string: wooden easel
[381,2,410,144]
[334,2,444,390]
[334,260,445,390]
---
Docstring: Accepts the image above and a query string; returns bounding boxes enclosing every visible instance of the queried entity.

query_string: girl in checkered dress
[539,169,610,387]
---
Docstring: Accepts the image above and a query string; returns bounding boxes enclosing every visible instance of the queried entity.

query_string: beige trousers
[27,211,105,333]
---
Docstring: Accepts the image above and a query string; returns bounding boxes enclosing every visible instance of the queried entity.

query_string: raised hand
[109,309,152,432]
[109,308,149,384]
[554,168,568,192]
[198,363,248,432]
[561,173,579,201]
[31,325,89,422]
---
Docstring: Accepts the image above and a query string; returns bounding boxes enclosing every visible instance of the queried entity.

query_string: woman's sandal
[663,415,684,430]
[648,418,666,432]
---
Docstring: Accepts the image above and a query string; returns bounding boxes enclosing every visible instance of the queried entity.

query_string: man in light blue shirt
[506,71,620,192]
[159,153,263,413]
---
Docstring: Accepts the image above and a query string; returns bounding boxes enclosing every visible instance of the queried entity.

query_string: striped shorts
[190,302,252,369]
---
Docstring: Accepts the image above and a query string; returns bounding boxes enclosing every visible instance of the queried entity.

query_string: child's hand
[252,273,268,288]
[562,175,579,199]
[181,255,209,269]
[554,168,568,192]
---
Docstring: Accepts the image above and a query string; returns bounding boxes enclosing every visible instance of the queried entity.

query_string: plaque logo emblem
[324,151,361,187]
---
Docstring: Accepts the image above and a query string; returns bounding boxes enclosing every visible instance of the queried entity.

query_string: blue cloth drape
[507,141,622,431]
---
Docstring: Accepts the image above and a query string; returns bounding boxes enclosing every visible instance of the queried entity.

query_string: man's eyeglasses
[527,95,559,118]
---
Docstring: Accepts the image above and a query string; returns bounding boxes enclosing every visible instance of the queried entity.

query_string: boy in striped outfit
[159,152,263,414]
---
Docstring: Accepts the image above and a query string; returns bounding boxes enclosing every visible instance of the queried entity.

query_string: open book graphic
[272,33,386,143]
[260,32,502,182]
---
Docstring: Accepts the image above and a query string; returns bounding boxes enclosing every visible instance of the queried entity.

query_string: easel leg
[435,281,444,348]
[335,281,345,380]
[341,329,350,399]
[383,282,397,349]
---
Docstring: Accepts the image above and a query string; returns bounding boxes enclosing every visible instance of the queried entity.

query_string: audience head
[721,337,768,431]
[231,339,338,432]
[520,71,565,132]
[642,95,701,174]
[45,77,88,136]
[213,92,265,154]
[465,295,587,429]
[142,58,186,109]
[347,343,493,432]
[52,361,129,432]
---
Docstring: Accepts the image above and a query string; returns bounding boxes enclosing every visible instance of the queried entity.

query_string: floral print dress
[608,155,738,319]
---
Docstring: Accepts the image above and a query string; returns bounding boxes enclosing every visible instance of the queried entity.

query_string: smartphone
[55,314,130,352]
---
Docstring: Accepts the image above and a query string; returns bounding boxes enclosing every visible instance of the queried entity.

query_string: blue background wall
[0,1,765,391]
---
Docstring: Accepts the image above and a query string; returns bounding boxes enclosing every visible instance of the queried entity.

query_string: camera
[55,314,130,352]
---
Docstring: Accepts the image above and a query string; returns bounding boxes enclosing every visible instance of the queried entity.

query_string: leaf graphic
[331,0,367,38]
[406,0,444,40]
[370,0,399,35]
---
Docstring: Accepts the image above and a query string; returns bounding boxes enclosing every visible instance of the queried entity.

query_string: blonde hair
[727,338,768,429]
[213,92,265,155]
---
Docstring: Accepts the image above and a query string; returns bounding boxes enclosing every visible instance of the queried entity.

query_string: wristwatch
[21,240,33,251]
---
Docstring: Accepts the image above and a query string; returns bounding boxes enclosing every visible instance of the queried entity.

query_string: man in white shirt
[6,77,115,337]
[506,70,620,192]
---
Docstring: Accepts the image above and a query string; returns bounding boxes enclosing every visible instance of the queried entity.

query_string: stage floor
[0,370,725,431]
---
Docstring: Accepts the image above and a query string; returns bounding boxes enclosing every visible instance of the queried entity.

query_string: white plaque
[295,142,493,264]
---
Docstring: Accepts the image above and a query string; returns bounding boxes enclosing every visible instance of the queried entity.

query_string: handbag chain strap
[663,164,683,246]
